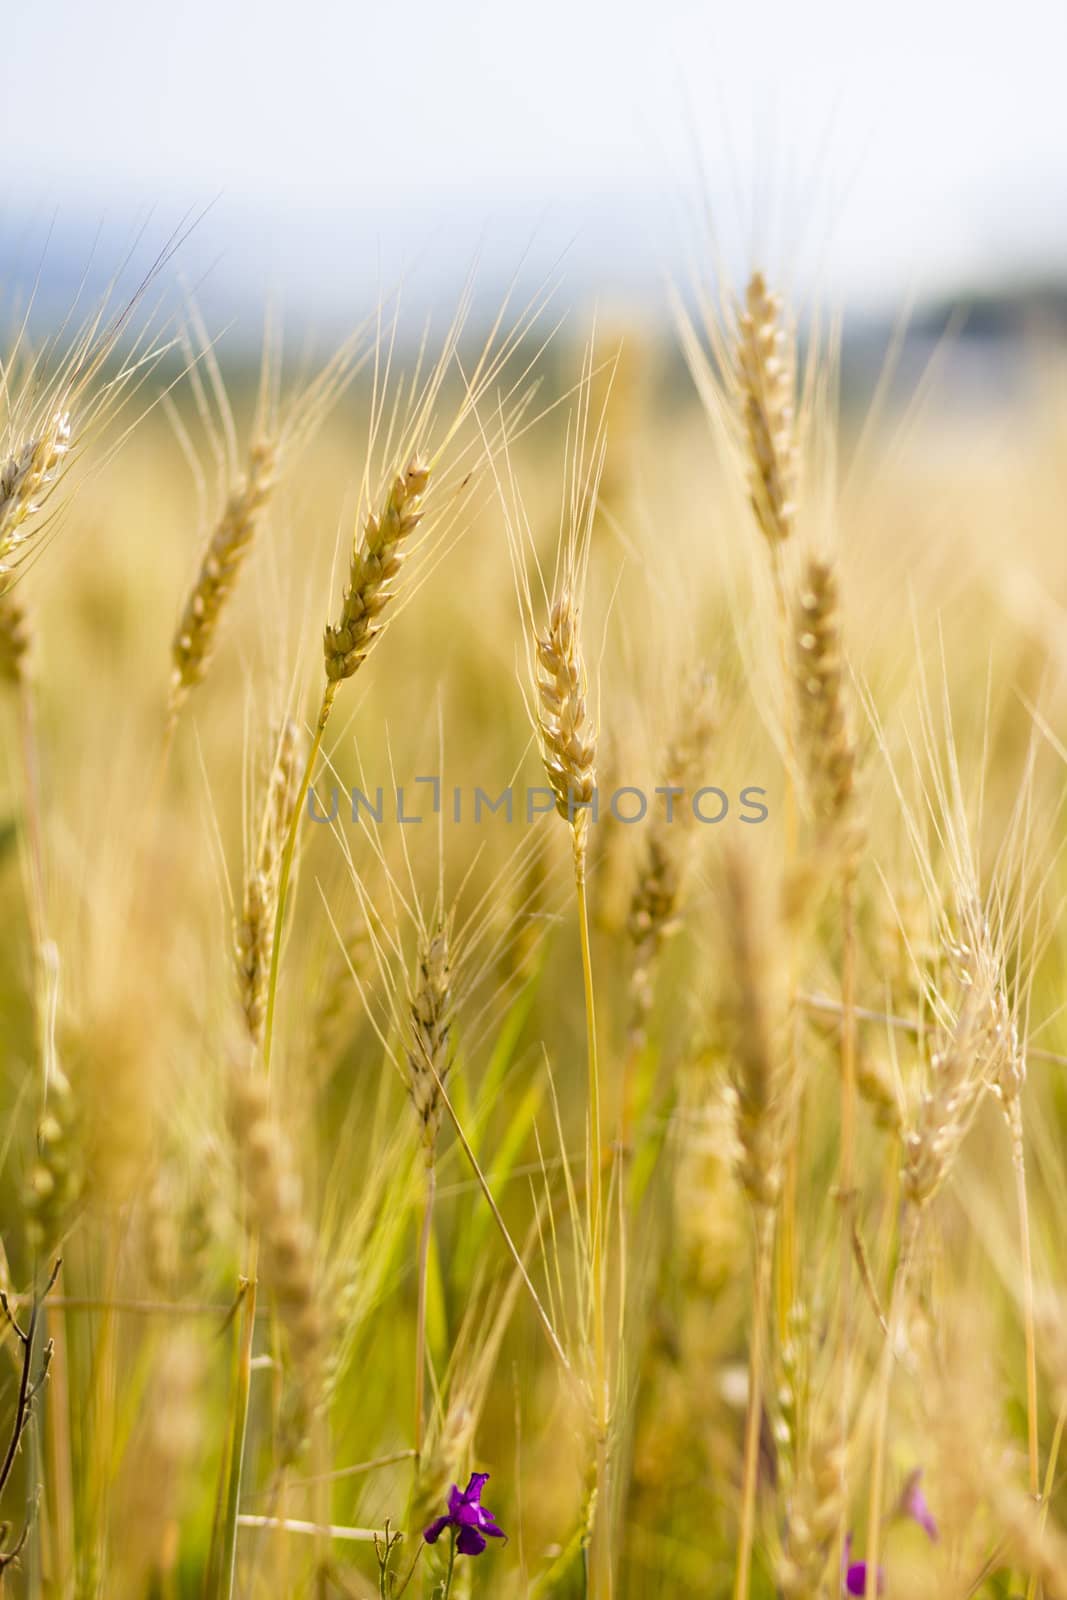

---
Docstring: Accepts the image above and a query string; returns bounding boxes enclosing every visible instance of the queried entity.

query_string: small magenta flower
[423,1471,506,1556]
[843,1535,884,1596]
[896,1468,939,1542]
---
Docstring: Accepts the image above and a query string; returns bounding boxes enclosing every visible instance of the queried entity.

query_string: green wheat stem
[733,1208,773,1600]
[576,867,610,1600]
[262,685,335,1078]
[864,1206,919,1600]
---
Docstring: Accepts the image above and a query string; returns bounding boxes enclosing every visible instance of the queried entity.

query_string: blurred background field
[1,283,1067,1596]
[3,0,1067,1594]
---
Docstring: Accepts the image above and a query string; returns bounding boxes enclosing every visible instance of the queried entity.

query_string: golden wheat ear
[627,668,716,1053]
[794,556,858,839]
[170,439,276,707]
[234,716,308,1048]
[721,850,788,1215]
[0,410,72,565]
[405,912,455,1165]
[168,312,369,722]
[534,590,598,877]
[734,272,799,552]
[323,457,430,685]
[0,585,30,687]
[227,1065,328,1438]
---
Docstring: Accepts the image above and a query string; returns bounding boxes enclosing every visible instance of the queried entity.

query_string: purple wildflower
[896,1468,939,1542]
[423,1471,506,1556]
[843,1535,884,1597]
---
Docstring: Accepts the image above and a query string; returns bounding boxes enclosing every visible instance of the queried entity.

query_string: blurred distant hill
[2,200,1065,422]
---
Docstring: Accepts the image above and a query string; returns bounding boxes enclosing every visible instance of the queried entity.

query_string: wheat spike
[0,410,72,569]
[902,997,984,1208]
[951,895,1025,1110]
[795,557,857,832]
[0,582,30,687]
[735,273,798,548]
[324,457,430,683]
[228,1067,327,1435]
[722,853,786,1213]
[407,916,454,1163]
[24,1071,83,1255]
[535,590,597,877]
[627,670,716,1048]
[411,1394,476,1531]
[170,438,276,707]
[234,717,307,1046]
[777,1423,848,1597]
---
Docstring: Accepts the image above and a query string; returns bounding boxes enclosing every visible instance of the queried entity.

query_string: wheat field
[1,260,1067,1600]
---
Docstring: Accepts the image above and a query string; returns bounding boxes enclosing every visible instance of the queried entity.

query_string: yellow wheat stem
[863,1207,919,1600]
[217,694,331,1598]
[734,1210,774,1600]
[1008,1100,1040,1498]
[414,1164,437,1466]
[769,548,800,1345]
[1026,1401,1067,1600]
[262,689,334,1075]
[212,1242,260,1599]
[577,870,610,1599]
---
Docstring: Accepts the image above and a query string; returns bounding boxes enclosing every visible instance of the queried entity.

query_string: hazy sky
[3,0,1066,321]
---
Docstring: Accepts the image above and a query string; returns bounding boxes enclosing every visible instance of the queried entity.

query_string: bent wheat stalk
[407,914,455,1465]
